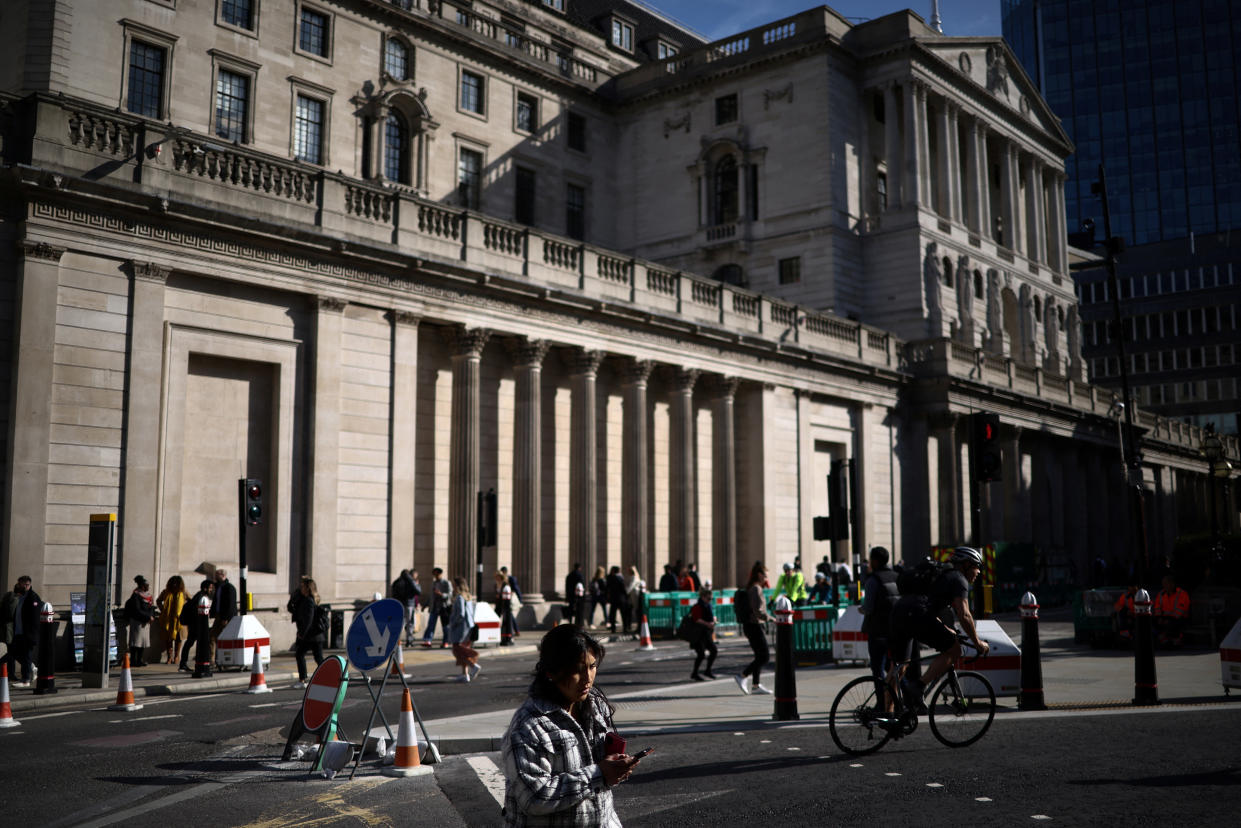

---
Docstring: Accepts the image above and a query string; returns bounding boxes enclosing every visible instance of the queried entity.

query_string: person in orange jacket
[1113,585,1138,641]
[1152,575,1191,647]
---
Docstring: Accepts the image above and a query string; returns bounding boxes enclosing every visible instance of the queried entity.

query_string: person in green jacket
[773,562,808,606]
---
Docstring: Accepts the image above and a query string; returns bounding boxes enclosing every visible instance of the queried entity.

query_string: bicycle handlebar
[957,633,989,659]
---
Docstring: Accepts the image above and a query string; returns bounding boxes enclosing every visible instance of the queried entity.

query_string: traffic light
[478,488,497,547]
[242,478,262,526]
[972,414,1002,483]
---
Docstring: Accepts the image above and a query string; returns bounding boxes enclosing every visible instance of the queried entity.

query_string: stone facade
[0,1,1233,646]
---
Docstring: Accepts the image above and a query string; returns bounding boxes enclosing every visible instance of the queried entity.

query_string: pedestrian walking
[500,566,522,638]
[288,576,325,688]
[209,567,238,666]
[501,625,645,826]
[657,564,678,592]
[589,566,608,628]
[124,576,157,667]
[688,587,718,681]
[156,575,189,665]
[606,566,632,634]
[448,577,481,682]
[178,580,214,671]
[565,563,585,627]
[421,567,452,648]
[1,575,42,687]
[392,568,421,646]
[734,562,772,695]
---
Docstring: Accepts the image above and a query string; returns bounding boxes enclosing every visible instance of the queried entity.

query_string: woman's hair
[747,561,766,587]
[453,576,472,600]
[301,576,320,603]
[529,625,612,714]
[166,575,185,593]
[593,566,606,580]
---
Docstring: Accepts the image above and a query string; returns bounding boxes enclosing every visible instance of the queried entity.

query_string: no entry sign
[302,655,347,732]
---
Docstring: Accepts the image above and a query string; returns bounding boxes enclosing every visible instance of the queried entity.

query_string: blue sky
[648,1,1005,42]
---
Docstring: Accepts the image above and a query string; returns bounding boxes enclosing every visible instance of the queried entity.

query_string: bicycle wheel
[829,676,893,755]
[928,670,996,748]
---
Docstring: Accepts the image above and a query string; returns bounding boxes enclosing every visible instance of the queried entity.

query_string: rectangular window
[611,19,634,51]
[876,172,888,211]
[715,93,738,125]
[516,92,538,133]
[566,183,585,240]
[657,41,678,60]
[293,94,324,164]
[567,111,586,152]
[299,7,330,57]
[221,0,254,29]
[460,70,484,114]
[778,257,801,284]
[515,166,536,226]
[126,41,166,118]
[215,68,250,142]
[542,0,565,10]
[458,147,482,209]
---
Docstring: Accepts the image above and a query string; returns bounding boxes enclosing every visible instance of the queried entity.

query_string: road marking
[248,702,284,708]
[733,732,745,736]
[465,754,507,808]
[885,772,902,777]
[926,782,944,788]
[787,746,801,751]
[14,710,83,721]
[242,777,396,828]
[1031,816,1053,821]
[849,763,864,768]
[108,714,182,723]
[976,797,993,802]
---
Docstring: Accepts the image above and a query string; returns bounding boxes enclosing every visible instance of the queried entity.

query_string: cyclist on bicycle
[888,546,990,707]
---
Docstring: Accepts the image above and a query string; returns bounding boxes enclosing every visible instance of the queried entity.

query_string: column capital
[705,375,741,400]
[620,358,655,386]
[668,366,700,393]
[448,326,491,358]
[507,337,551,368]
[564,347,604,376]
[128,260,170,283]
[18,240,65,262]
[317,295,347,313]
[390,310,421,327]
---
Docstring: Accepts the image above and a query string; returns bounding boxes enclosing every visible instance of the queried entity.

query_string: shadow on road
[1069,766,1241,788]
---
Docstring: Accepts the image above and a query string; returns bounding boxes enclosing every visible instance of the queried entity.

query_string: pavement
[6,608,1238,757]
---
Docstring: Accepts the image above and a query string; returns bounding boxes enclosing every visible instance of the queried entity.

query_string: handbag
[675,613,699,643]
[469,623,480,642]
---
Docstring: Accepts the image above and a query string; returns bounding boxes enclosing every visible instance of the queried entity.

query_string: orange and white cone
[244,644,272,694]
[383,688,433,777]
[389,642,409,679]
[636,614,656,651]
[0,664,20,728]
[107,653,144,711]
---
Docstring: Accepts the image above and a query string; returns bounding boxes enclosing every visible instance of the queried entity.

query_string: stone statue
[924,241,943,336]
[986,268,1002,338]
[1044,296,1059,356]
[1017,283,1034,363]
[956,254,974,344]
[1066,304,1081,359]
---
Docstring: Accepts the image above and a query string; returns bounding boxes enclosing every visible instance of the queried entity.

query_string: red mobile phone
[604,732,626,755]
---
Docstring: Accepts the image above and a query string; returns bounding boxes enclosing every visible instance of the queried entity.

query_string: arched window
[712,155,738,225]
[385,38,409,80]
[712,263,745,285]
[385,111,408,183]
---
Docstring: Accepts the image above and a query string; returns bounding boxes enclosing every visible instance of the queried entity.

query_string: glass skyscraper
[1002,0,1241,245]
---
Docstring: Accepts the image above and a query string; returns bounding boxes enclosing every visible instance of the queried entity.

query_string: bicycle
[829,636,996,754]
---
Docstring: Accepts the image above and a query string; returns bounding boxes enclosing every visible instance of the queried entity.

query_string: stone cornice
[18,240,65,262]
[317,296,347,313]
[129,260,170,283]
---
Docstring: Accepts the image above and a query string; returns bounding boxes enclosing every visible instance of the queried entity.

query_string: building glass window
[215,69,250,142]
[778,257,801,284]
[516,92,538,133]
[567,111,586,152]
[384,112,408,183]
[460,70,484,114]
[716,93,738,125]
[974,270,984,299]
[299,7,330,57]
[566,183,585,240]
[542,0,565,10]
[515,166,536,225]
[385,39,409,80]
[657,41,678,60]
[876,172,888,211]
[126,41,165,118]
[293,95,324,164]
[221,0,254,29]
[458,147,482,209]
[611,19,633,51]
[712,155,739,225]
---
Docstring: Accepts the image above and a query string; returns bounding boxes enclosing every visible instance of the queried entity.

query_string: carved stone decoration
[317,296,347,313]
[129,260,171,284]
[958,51,972,75]
[986,45,1010,99]
[620,358,655,386]
[1043,295,1059,357]
[1066,304,1083,380]
[663,112,691,138]
[669,366,700,393]
[956,254,975,344]
[564,348,604,376]
[1017,283,1035,363]
[506,336,551,368]
[763,83,793,109]
[18,241,66,262]
[391,310,421,327]
[706,375,741,400]
[448,326,491,358]
[984,268,1003,353]
[924,241,943,336]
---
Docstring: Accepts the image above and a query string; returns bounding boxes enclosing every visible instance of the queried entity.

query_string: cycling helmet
[950,546,984,567]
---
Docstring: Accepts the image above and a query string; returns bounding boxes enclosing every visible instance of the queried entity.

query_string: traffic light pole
[237,478,248,616]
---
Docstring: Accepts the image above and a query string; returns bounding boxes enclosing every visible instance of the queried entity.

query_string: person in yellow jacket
[773,562,808,606]
[1152,574,1191,647]
[157,575,190,665]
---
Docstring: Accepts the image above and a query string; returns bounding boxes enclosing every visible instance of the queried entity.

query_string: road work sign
[346,599,404,673]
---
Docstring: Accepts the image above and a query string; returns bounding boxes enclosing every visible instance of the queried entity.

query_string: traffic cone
[107,653,144,711]
[383,688,432,777]
[0,664,20,728]
[244,644,272,694]
[389,642,408,679]
[635,613,656,651]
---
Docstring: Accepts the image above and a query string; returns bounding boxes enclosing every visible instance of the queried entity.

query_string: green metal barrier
[791,604,838,657]
[645,591,697,636]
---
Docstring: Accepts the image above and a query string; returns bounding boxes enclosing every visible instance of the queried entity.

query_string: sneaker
[734,674,751,695]
[456,674,470,683]
[690,673,705,682]
[420,641,432,648]
[178,664,190,672]
[12,681,30,689]
[753,684,773,695]
[292,681,307,690]
[468,663,482,681]
[702,671,717,680]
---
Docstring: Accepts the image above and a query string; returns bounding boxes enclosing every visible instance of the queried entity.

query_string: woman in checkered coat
[501,625,644,826]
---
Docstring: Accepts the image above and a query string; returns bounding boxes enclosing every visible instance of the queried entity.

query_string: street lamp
[1200,425,1233,561]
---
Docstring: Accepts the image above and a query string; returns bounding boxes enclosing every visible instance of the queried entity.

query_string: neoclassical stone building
[0,1,1232,637]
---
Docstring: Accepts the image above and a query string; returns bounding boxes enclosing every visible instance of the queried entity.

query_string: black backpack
[897,558,952,596]
[733,586,754,625]
[391,577,411,602]
[313,603,330,637]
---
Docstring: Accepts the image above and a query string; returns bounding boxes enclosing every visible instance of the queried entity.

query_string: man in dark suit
[2,575,42,687]
[209,567,238,666]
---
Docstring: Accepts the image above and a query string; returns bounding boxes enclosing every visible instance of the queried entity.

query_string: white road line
[849,763,863,768]
[1031,816,1053,821]
[247,702,285,708]
[885,772,902,777]
[465,754,507,809]
[13,710,83,721]
[786,746,801,751]
[976,797,993,802]
[108,714,182,724]
[926,782,944,788]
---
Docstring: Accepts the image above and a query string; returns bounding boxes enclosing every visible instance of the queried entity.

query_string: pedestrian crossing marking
[466,754,506,808]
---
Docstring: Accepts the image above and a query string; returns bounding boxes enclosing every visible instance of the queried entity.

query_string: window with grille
[221,0,254,29]
[566,183,585,240]
[385,39,409,80]
[715,93,738,125]
[460,70,484,114]
[712,156,739,224]
[299,7,329,57]
[778,257,801,284]
[516,92,538,133]
[126,41,166,118]
[458,147,482,209]
[515,167,536,225]
[294,95,324,164]
[215,69,250,142]
[385,112,408,183]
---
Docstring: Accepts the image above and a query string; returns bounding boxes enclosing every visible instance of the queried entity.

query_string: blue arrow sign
[345,598,404,672]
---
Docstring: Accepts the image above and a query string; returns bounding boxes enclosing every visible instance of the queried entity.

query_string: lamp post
[1200,425,1233,561]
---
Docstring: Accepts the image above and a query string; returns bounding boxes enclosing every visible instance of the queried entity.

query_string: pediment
[923,40,1070,149]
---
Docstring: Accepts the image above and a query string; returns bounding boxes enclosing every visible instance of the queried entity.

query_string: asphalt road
[4,637,1238,826]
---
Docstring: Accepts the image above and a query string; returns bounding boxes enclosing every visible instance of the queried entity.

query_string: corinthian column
[507,337,550,598]
[447,327,491,582]
[669,367,699,565]
[621,359,654,582]
[710,377,740,588]
[568,349,604,578]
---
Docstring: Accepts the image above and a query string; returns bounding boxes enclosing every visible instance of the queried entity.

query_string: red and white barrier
[831,605,867,663]
[957,619,1021,697]
[1220,617,1241,692]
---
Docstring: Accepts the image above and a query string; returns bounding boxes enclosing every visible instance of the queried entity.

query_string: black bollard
[1017,592,1046,710]
[1132,589,1159,705]
[192,594,213,679]
[772,596,799,721]
[500,584,514,646]
[34,601,58,695]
